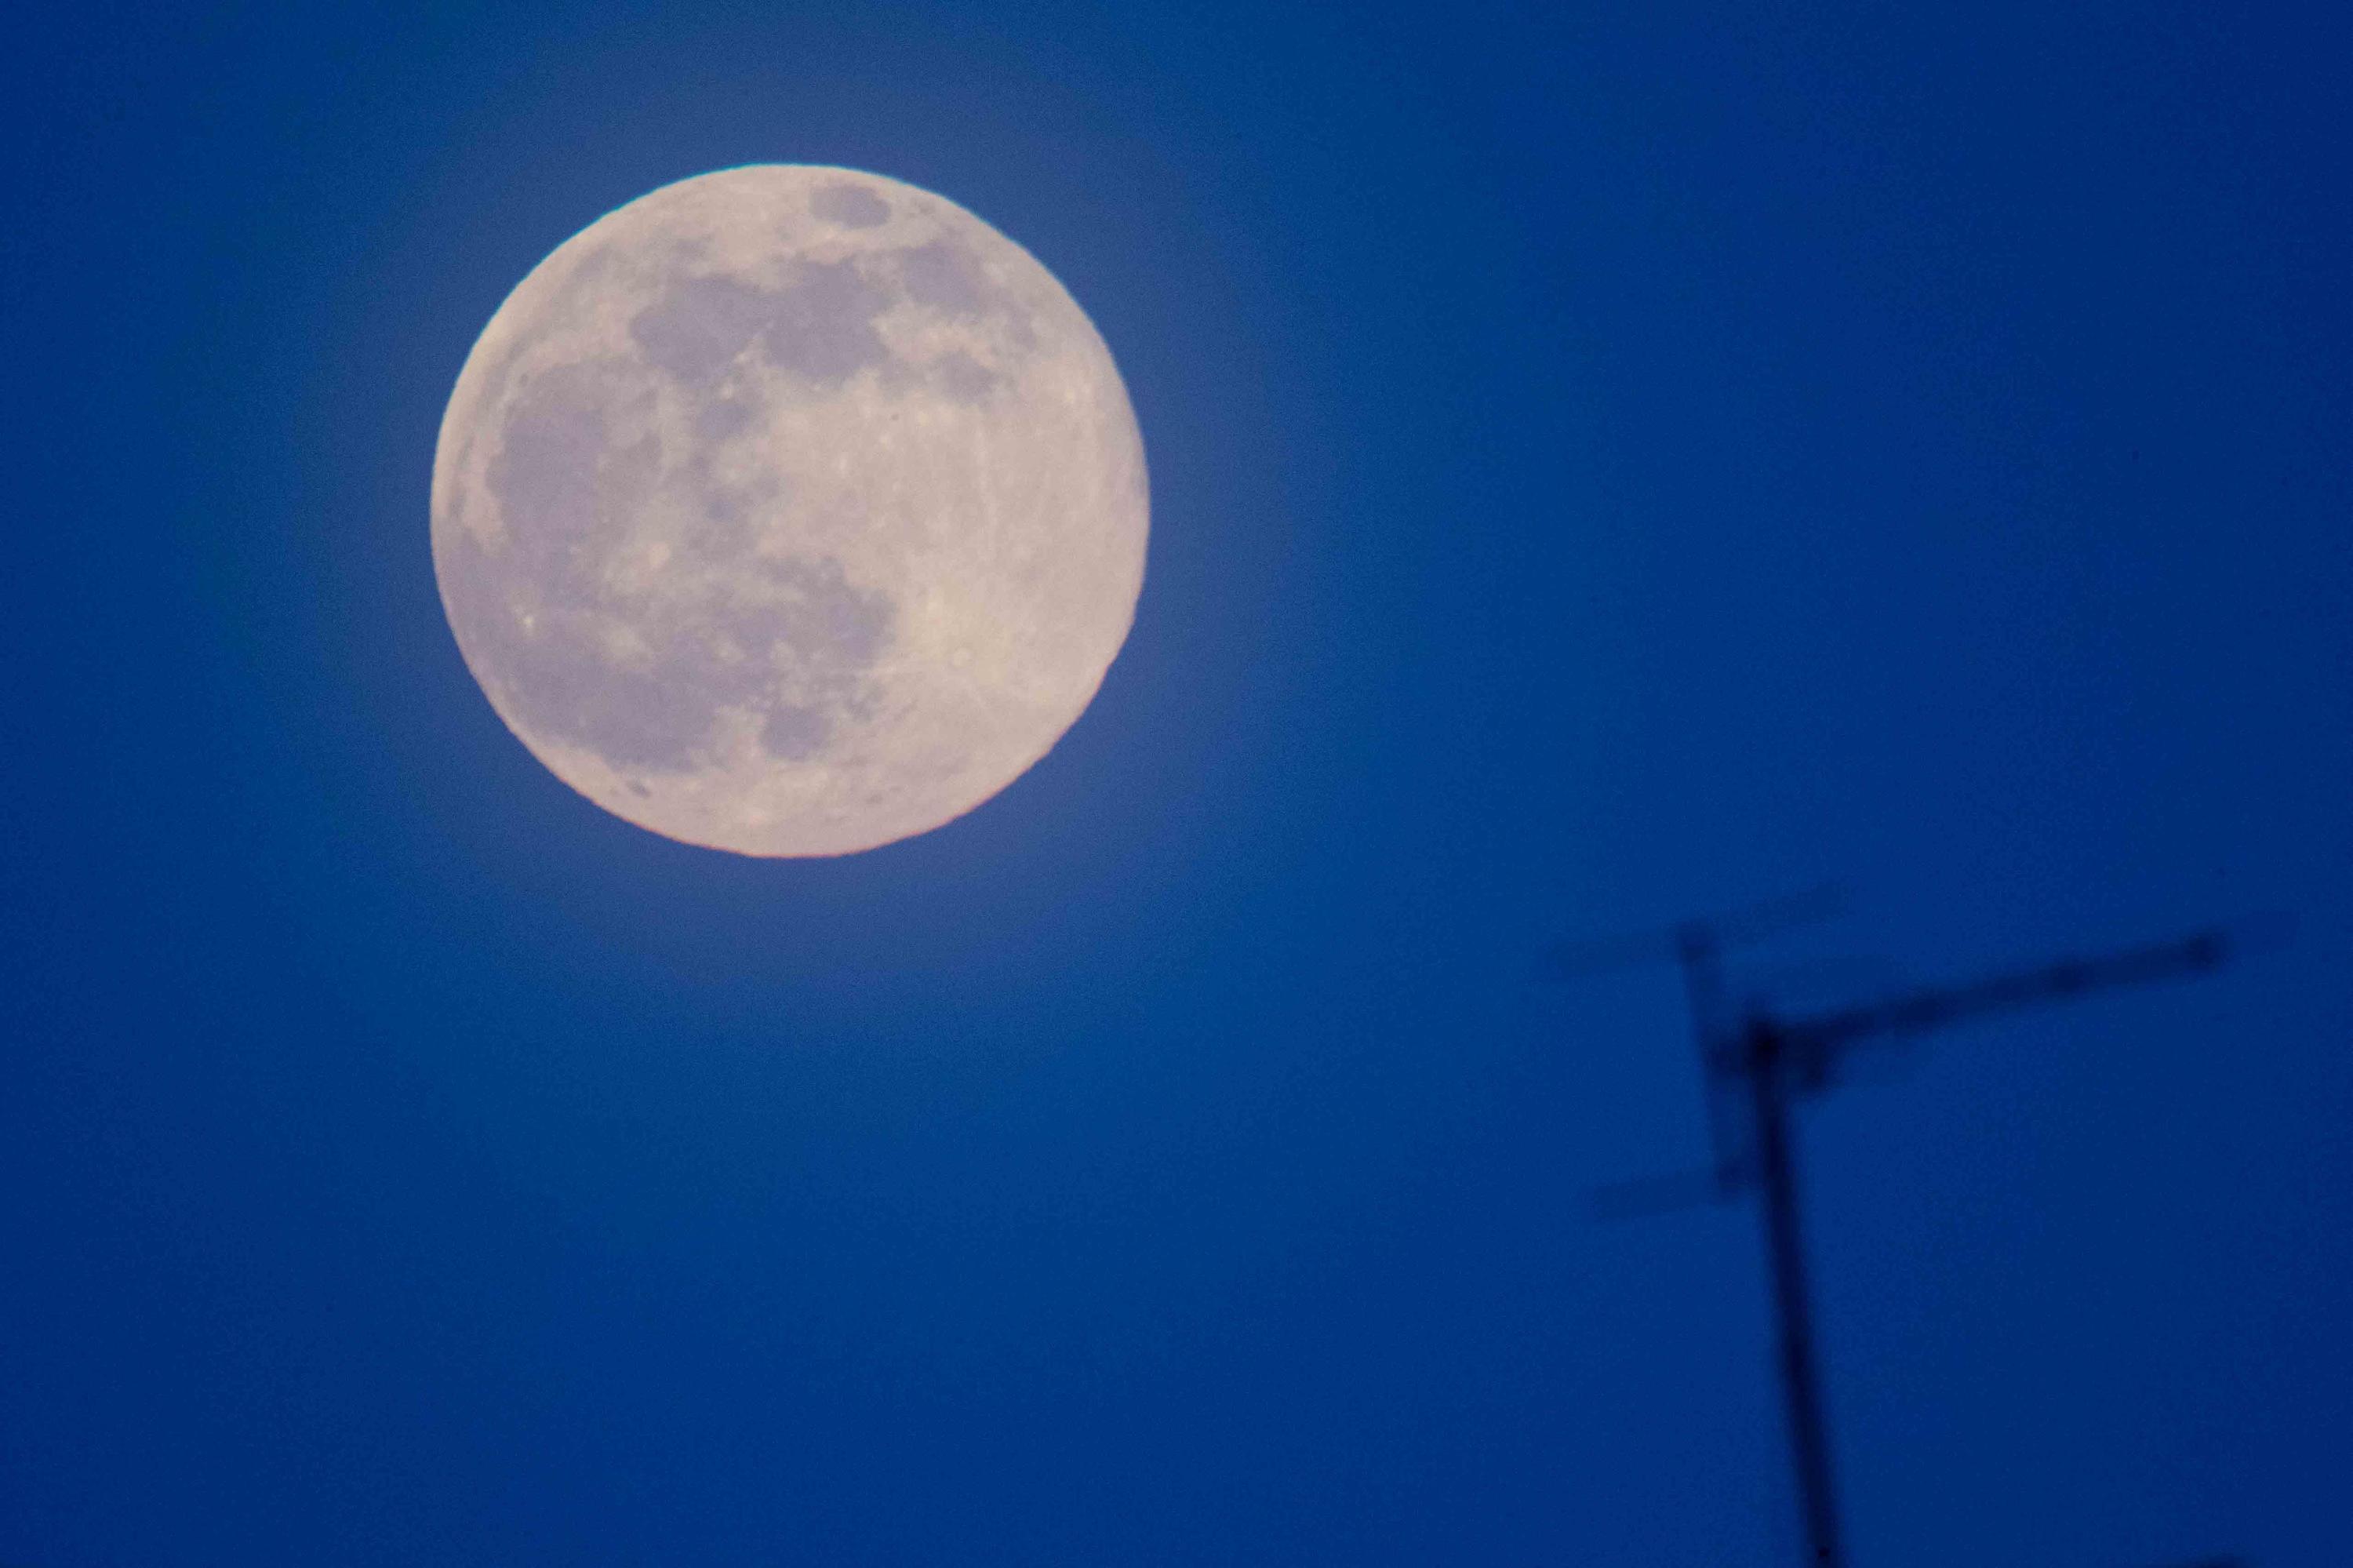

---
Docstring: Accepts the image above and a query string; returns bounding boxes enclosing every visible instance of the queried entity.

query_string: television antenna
[1550,893,2249,1567]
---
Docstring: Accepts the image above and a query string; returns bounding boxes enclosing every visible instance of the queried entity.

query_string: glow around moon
[431,166,1148,856]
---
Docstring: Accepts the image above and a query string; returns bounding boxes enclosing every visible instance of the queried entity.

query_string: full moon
[431,166,1148,856]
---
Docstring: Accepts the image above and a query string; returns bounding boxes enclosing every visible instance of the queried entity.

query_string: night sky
[6,4,2349,1565]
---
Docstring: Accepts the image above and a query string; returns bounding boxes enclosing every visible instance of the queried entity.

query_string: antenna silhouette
[1551,897,2240,1568]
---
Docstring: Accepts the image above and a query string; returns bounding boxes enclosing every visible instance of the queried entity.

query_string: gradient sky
[5,3,2349,1565]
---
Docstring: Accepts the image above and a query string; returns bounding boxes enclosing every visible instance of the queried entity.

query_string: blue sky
[5,3,2348,1564]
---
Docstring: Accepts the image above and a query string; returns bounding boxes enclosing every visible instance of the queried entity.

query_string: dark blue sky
[6,3,2348,1564]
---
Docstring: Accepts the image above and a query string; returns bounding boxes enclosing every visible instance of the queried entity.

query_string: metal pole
[1747,1019,1845,1567]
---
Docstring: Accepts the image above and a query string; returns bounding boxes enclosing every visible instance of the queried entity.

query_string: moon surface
[431,166,1148,856]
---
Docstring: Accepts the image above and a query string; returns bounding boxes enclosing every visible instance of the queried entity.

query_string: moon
[430,166,1148,857]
